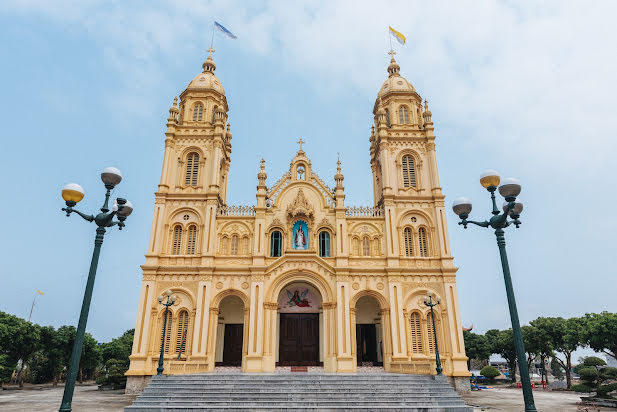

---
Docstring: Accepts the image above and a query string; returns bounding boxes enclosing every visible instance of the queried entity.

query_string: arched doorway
[355,295,383,367]
[276,282,323,366]
[215,295,245,366]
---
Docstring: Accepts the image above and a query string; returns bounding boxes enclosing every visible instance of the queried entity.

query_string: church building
[126,49,470,393]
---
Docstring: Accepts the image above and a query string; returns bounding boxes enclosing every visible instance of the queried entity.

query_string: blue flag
[214,21,237,39]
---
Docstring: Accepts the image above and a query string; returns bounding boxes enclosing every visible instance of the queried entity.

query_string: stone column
[191,278,212,358]
[245,277,265,371]
[335,280,354,372]
[262,302,278,372]
[388,279,408,361]
[206,307,219,371]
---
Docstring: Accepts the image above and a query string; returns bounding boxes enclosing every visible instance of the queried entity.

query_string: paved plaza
[0,382,593,411]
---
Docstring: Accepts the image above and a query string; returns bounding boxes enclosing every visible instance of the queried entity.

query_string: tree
[531,316,582,388]
[480,365,501,383]
[29,326,63,384]
[582,312,617,362]
[486,329,517,383]
[572,356,617,398]
[0,312,41,388]
[463,331,491,369]
[550,357,564,381]
[55,326,101,383]
[100,329,134,366]
[522,324,553,384]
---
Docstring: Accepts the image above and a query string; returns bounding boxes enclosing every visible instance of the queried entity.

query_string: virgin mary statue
[294,226,306,250]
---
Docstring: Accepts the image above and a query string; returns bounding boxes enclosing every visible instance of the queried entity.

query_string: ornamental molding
[267,217,287,233]
[286,188,314,223]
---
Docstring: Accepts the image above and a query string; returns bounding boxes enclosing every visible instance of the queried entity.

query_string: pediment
[266,252,335,278]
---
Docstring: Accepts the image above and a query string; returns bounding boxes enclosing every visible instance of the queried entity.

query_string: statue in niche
[293,220,308,250]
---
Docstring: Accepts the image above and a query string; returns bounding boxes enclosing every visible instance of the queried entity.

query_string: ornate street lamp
[423,292,443,375]
[452,170,536,412]
[59,167,133,412]
[157,290,177,375]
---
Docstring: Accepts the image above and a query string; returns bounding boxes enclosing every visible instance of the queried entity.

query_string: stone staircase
[125,372,472,411]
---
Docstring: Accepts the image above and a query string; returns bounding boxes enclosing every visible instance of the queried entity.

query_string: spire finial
[206,47,215,57]
[297,138,305,152]
[202,47,216,73]
[388,49,396,61]
[424,99,429,110]
[387,50,400,77]
[334,153,344,188]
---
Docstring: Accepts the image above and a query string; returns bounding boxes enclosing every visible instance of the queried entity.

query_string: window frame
[270,231,282,257]
[401,154,417,188]
[318,231,331,257]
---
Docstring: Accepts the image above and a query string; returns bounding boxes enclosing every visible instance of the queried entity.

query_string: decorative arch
[168,207,204,226]
[396,209,433,228]
[402,287,445,311]
[211,288,250,309]
[192,101,204,121]
[350,289,388,309]
[266,270,334,303]
[398,105,410,124]
[395,149,422,191]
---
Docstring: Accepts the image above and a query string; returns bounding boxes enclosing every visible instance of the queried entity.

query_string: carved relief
[286,188,314,223]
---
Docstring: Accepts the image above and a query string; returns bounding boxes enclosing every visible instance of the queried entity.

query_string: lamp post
[452,170,536,412]
[59,167,133,412]
[157,290,176,375]
[423,292,443,375]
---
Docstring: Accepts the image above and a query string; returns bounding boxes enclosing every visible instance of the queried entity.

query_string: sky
[0,1,616,345]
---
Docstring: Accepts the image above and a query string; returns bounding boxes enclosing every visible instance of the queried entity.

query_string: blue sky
[1,1,616,344]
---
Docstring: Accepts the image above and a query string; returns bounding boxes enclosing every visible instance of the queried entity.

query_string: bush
[96,359,127,387]
[596,382,617,398]
[480,366,500,383]
[571,383,593,393]
[578,367,600,381]
[583,357,606,367]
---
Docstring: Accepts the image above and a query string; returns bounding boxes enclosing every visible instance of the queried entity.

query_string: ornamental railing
[217,205,256,217]
[345,206,384,217]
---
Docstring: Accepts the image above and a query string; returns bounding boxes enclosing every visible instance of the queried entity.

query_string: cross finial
[206,47,215,57]
[297,138,305,151]
[388,49,396,59]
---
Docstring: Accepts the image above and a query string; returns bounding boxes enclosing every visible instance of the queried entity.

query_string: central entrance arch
[276,282,323,366]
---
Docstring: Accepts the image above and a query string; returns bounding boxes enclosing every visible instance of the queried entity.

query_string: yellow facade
[126,51,470,392]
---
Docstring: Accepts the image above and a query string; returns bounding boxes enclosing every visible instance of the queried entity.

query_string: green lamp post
[452,170,536,412]
[157,290,177,376]
[423,292,443,375]
[59,167,133,412]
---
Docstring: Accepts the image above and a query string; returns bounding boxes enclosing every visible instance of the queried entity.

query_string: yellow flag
[37,290,44,295]
[389,26,406,45]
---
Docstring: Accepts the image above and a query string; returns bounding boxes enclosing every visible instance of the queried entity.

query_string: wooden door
[356,324,377,364]
[279,314,319,366]
[222,324,243,366]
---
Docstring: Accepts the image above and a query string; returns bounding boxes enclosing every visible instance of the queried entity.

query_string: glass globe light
[157,296,163,303]
[503,200,524,215]
[480,170,500,188]
[171,295,177,303]
[165,290,172,297]
[114,199,134,217]
[101,167,122,186]
[62,183,85,203]
[498,177,522,200]
[452,197,472,217]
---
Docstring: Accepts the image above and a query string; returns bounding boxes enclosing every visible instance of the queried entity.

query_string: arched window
[385,109,391,127]
[403,227,413,257]
[172,225,183,255]
[402,155,417,188]
[175,310,190,355]
[186,225,197,255]
[427,312,439,354]
[352,238,360,256]
[221,236,229,255]
[410,312,423,354]
[161,310,173,354]
[318,231,331,257]
[362,236,370,256]
[211,106,217,123]
[185,152,199,186]
[230,235,239,255]
[399,106,409,124]
[270,231,282,257]
[372,238,380,256]
[418,227,429,257]
[192,103,203,121]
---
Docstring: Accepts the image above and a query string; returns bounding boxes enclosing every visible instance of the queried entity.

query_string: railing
[345,206,384,217]
[217,205,256,217]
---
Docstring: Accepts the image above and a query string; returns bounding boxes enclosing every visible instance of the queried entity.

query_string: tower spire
[203,47,216,73]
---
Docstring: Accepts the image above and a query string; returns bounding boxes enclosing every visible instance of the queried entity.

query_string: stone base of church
[446,375,471,394]
[126,375,152,395]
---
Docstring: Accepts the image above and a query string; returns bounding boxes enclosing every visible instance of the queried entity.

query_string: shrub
[596,382,617,398]
[583,357,606,367]
[96,359,127,387]
[480,366,500,383]
[578,367,600,381]
[571,383,593,393]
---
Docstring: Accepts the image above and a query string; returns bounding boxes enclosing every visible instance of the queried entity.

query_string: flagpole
[28,293,37,322]
[210,22,215,49]
[389,28,393,51]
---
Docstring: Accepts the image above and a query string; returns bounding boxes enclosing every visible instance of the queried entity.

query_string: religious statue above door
[292,220,308,250]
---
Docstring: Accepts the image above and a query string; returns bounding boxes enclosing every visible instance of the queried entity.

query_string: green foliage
[100,329,134,366]
[96,359,127,387]
[571,383,593,393]
[486,328,517,382]
[600,367,617,380]
[582,312,617,361]
[578,367,600,382]
[480,365,500,383]
[550,357,564,381]
[583,356,606,367]
[596,382,617,397]
[0,311,41,385]
[0,354,17,384]
[463,331,491,364]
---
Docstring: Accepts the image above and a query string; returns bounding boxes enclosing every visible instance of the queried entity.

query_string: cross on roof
[206,47,215,57]
[388,49,396,59]
[297,138,305,151]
